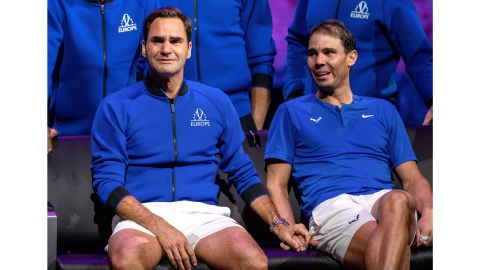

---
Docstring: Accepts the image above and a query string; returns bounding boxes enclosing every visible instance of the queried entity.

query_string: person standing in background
[48,0,159,152]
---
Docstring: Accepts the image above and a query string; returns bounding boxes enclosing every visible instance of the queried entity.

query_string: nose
[314,54,326,68]
[160,42,172,55]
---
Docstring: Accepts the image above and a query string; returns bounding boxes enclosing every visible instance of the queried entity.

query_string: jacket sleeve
[283,0,309,100]
[218,95,267,204]
[241,0,276,90]
[47,0,65,127]
[383,0,433,106]
[90,98,131,210]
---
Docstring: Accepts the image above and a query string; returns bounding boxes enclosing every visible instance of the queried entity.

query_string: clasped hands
[271,223,314,252]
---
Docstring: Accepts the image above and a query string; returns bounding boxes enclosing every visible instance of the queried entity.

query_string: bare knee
[109,234,157,270]
[110,247,142,270]
[382,190,416,214]
[238,249,268,270]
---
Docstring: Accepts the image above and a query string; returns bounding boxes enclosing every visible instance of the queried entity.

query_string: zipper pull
[170,99,175,113]
[101,3,105,15]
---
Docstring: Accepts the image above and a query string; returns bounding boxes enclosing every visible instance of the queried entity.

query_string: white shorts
[107,201,243,251]
[309,189,392,263]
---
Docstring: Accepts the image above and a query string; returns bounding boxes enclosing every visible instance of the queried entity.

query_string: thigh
[309,194,376,262]
[108,229,163,269]
[342,221,377,270]
[194,227,264,269]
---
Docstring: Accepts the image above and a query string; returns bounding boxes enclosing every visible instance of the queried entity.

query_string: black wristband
[106,186,131,210]
[252,73,273,90]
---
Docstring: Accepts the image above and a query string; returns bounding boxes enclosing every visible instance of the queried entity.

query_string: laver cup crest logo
[351,1,370,19]
[191,108,211,127]
[118,14,137,33]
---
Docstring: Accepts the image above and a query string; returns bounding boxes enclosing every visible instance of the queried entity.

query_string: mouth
[157,58,175,63]
[314,71,331,80]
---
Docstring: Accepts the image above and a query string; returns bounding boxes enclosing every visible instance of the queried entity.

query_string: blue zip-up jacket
[156,0,276,118]
[284,0,432,106]
[91,75,267,210]
[48,0,159,135]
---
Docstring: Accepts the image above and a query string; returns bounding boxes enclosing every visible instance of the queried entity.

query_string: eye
[151,37,164,44]
[307,49,317,57]
[170,37,183,44]
[323,49,336,55]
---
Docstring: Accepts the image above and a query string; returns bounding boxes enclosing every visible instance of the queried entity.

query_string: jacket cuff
[107,186,131,210]
[425,97,433,109]
[287,89,304,100]
[252,73,273,91]
[241,183,268,204]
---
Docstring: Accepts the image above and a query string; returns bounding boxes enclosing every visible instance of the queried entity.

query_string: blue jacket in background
[284,0,432,106]
[91,76,266,210]
[156,0,276,118]
[48,0,158,135]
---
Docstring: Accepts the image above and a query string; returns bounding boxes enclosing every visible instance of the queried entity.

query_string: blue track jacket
[48,0,158,135]
[91,75,266,210]
[284,0,432,106]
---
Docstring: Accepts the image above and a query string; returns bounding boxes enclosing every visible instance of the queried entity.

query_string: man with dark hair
[284,0,433,126]
[153,0,276,131]
[266,20,432,269]
[91,7,309,270]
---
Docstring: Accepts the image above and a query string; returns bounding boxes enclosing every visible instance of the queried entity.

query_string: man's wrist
[269,217,290,232]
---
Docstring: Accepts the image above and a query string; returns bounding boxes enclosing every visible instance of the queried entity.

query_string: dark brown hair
[143,7,192,42]
[310,19,356,53]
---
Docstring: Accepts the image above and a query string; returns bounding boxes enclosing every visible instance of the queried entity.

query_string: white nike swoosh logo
[310,117,322,123]
[362,114,374,118]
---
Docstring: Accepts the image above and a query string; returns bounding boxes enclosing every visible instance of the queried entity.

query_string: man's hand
[153,220,197,270]
[48,127,58,154]
[250,86,271,130]
[415,208,433,247]
[116,196,197,270]
[422,106,433,126]
[272,223,311,252]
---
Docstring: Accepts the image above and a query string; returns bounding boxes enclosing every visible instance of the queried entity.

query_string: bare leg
[194,227,268,270]
[108,229,163,270]
[343,221,376,270]
[343,190,416,270]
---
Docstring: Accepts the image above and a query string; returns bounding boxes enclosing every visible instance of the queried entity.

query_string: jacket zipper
[101,3,107,97]
[193,0,201,81]
[335,0,341,19]
[169,98,178,201]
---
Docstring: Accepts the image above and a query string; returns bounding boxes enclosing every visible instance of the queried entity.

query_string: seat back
[48,136,113,253]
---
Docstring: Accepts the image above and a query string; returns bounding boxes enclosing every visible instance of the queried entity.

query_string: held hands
[272,223,311,252]
[415,209,433,247]
[154,221,197,270]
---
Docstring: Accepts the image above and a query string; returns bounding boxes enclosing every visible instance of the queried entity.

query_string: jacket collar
[143,72,188,98]
[86,0,114,4]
